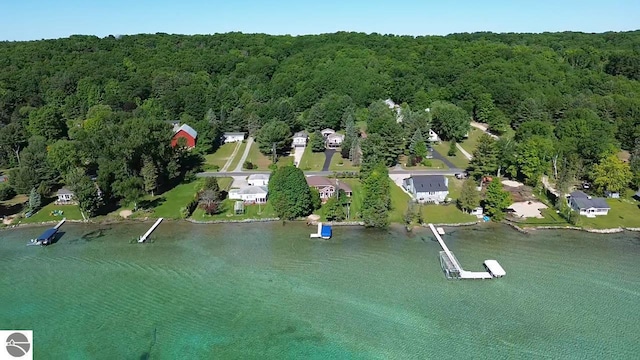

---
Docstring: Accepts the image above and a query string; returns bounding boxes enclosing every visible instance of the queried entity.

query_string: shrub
[448,141,457,156]
[182,196,199,218]
[0,184,16,201]
[421,160,432,167]
[243,161,255,170]
[268,163,278,171]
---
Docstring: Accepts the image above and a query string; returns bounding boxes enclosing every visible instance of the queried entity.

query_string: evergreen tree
[28,187,41,212]
[361,163,390,228]
[457,178,480,213]
[349,137,361,166]
[341,113,358,159]
[448,140,457,157]
[310,131,326,152]
[141,157,158,196]
[467,134,499,179]
[629,138,640,188]
[483,179,512,221]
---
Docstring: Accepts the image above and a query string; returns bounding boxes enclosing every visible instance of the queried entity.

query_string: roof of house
[570,190,590,199]
[293,131,308,138]
[224,132,246,136]
[326,133,345,140]
[175,124,198,139]
[57,187,74,195]
[571,196,610,210]
[305,176,352,193]
[321,128,335,133]
[409,175,448,192]
[248,173,270,181]
[231,186,268,195]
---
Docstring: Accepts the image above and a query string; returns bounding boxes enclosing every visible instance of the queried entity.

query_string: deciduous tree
[268,165,313,220]
[457,178,480,213]
[483,179,511,221]
[592,154,632,194]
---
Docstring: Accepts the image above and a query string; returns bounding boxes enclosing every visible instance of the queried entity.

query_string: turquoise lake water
[0,222,639,359]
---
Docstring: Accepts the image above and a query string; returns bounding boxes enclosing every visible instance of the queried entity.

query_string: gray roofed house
[403,175,449,204]
[568,190,610,217]
[292,131,309,147]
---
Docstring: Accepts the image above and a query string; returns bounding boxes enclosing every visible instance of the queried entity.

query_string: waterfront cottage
[292,131,308,147]
[306,176,352,202]
[403,175,449,204]
[223,132,246,143]
[56,188,75,204]
[247,173,270,187]
[568,191,610,217]
[228,186,268,204]
[171,124,198,149]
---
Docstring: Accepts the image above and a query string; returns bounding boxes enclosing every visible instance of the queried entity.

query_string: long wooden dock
[139,218,163,243]
[428,224,498,280]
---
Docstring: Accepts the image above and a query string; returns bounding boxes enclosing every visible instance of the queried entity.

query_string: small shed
[223,132,246,143]
[234,201,245,214]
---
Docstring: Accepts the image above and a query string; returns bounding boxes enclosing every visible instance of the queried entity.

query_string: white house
[427,129,440,142]
[320,128,336,138]
[56,188,74,204]
[326,133,345,148]
[403,175,449,204]
[223,132,246,143]
[292,131,308,147]
[247,174,270,187]
[568,191,610,217]
[228,186,268,204]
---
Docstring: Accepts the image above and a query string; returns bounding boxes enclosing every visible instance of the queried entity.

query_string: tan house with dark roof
[306,176,352,202]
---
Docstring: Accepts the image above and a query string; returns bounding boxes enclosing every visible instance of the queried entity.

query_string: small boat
[27,228,58,246]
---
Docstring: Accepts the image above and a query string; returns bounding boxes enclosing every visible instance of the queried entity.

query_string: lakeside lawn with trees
[0,31,639,228]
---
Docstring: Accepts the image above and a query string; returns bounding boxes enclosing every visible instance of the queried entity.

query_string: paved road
[232,137,253,172]
[197,168,464,178]
[430,148,458,169]
[322,149,336,171]
[220,141,242,172]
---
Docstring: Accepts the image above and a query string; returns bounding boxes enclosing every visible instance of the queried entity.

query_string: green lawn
[329,154,360,171]
[275,155,294,167]
[432,141,470,169]
[420,204,477,224]
[19,201,84,224]
[458,127,483,156]
[192,199,277,220]
[204,143,240,170]
[579,198,640,229]
[334,179,410,223]
[244,142,274,170]
[398,155,448,170]
[148,179,204,219]
[299,146,326,171]
[226,141,247,171]
[216,177,233,191]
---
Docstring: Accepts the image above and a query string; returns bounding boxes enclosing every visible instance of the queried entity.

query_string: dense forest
[1,31,640,215]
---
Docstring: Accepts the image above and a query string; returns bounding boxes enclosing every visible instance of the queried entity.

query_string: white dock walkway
[54,218,66,230]
[139,218,163,243]
[428,224,495,280]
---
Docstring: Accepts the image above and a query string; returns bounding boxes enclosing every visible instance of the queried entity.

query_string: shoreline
[3,216,640,235]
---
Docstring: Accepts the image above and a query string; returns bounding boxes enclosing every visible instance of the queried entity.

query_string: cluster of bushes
[243,161,256,170]
[333,171,359,178]
[181,195,199,219]
[0,184,16,201]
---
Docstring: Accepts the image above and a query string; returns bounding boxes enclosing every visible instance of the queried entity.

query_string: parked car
[455,172,468,179]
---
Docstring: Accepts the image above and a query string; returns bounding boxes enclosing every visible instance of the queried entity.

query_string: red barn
[171,124,198,149]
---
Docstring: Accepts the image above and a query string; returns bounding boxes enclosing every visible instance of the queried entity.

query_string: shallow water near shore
[1,222,639,359]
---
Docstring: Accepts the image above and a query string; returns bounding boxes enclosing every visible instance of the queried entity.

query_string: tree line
[1,31,640,218]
